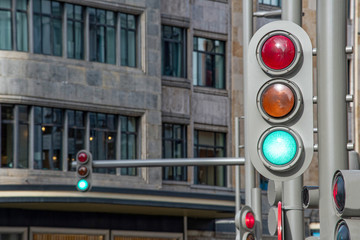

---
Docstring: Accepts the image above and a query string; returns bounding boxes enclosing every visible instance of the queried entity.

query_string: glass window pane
[74,5,82,20]
[106,27,116,64]
[66,4,73,19]
[127,30,136,67]
[17,0,27,10]
[2,123,13,168]
[67,21,74,58]
[106,11,115,26]
[120,29,127,65]
[97,26,105,62]
[128,14,135,29]
[0,0,11,9]
[0,10,12,50]
[215,55,225,89]
[33,15,41,53]
[120,13,126,28]
[97,9,105,24]
[42,0,51,14]
[74,22,83,59]
[52,1,61,17]
[19,124,29,168]
[53,19,62,56]
[33,0,41,13]
[42,16,51,54]
[16,12,28,52]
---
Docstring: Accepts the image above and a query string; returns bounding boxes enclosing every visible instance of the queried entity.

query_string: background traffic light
[76,150,92,192]
[245,20,313,181]
[235,205,256,240]
[332,170,360,239]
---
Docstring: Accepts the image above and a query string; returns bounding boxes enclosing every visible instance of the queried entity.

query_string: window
[66,3,84,59]
[194,130,226,187]
[120,116,137,176]
[34,107,63,170]
[68,110,85,171]
[89,8,116,64]
[0,0,12,50]
[193,37,225,89]
[258,0,281,7]
[162,26,186,78]
[33,0,62,56]
[162,123,187,181]
[90,113,117,174]
[120,13,137,67]
[0,105,29,169]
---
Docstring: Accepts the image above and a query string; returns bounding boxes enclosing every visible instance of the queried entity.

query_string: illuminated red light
[78,152,88,163]
[245,212,255,229]
[261,35,296,70]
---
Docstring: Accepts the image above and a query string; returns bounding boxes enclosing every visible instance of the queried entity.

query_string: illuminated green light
[262,130,297,165]
[77,179,89,191]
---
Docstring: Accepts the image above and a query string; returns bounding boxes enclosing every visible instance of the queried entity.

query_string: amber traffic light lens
[261,83,295,118]
[261,35,296,70]
[78,166,88,177]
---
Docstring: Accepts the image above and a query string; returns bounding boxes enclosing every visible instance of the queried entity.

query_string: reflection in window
[120,116,137,176]
[162,123,187,181]
[68,110,85,171]
[89,8,116,64]
[0,0,12,50]
[162,25,186,78]
[34,107,63,170]
[194,130,226,187]
[193,37,225,89]
[66,3,84,59]
[120,13,136,67]
[90,113,117,174]
[33,0,62,56]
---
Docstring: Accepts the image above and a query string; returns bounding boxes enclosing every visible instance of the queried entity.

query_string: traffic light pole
[317,1,348,239]
[281,1,304,239]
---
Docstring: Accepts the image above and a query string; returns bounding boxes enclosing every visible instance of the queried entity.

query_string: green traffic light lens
[77,179,89,191]
[262,130,297,166]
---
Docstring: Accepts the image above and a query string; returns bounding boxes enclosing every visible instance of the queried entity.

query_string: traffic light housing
[76,150,92,192]
[332,170,360,239]
[245,21,314,181]
[235,205,256,240]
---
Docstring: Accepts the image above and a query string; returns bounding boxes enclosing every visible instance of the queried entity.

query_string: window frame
[162,123,187,181]
[161,25,187,78]
[65,3,84,59]
[193,130,227,187]
[258,0,281,7]
[192,36,226,89]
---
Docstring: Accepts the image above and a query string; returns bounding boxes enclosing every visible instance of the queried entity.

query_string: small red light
[245,211,255,229]
[333,174,345,212]
[78,152,88,163]
[261,35,296,70]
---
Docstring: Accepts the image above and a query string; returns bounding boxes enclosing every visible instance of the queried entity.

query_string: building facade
[0,0,238,240]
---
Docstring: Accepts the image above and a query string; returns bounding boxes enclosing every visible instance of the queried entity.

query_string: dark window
[193,37,225,89]
[66,3,84,59]
[1,105,14,167]
[194,130,226,187]
[120,116,137,176]
[162,123,187,181]
[68,110,85,171]
[0,0,12,50]
[258,0,281,7]
[33,0,62,56]
[89,8,116,64]
[34,107,63,170]
[18,105,29,168]
[162,25,186,78]
[120,13,136,67]
[89,113,117,174]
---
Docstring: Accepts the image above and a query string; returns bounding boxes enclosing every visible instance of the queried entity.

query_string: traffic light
[235,205,256,240]
[332,170,360,239]
[245,20,313,181]
[76,150,92,192]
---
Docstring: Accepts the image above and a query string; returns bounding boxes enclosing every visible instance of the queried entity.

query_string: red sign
[278,201,282,240]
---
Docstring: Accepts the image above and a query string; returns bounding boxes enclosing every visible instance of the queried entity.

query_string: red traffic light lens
[245,211,255,229]
[77,166,88,177]
[333,173,345,213]
[78,152,88,163]
[261,35,296,70]
[261,83,295,118]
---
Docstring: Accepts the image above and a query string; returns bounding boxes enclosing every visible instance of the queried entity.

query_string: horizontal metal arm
[72,157,245,168]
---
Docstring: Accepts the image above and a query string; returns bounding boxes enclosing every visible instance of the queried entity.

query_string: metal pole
[282,1,304,239]
[72,157,245,168]
[235,117,241,238]
[317,0,348,239]
[243,0,255,207]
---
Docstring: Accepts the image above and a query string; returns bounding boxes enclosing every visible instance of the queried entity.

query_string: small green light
[262,130,297,165]
[77,179,89,191]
